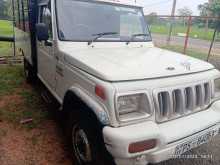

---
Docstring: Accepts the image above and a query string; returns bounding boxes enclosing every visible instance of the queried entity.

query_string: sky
[137,0,208,16]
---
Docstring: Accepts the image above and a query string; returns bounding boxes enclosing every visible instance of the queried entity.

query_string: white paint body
[15,0,220,164]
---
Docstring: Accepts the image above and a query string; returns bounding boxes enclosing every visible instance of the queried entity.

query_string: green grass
[0,41,13,56]
[150,24,215,41]
[0,89,49,129]
[0,65,49,129]
[0,20,13,37]
[0,20,13,56]
[159,45,208,60]
[0,65,24,95]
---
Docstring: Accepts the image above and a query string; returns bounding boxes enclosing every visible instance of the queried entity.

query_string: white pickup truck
[14,0,220,165]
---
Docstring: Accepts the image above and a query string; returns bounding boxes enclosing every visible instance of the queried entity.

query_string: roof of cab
[95,0,143,7]
[38,0,143,8]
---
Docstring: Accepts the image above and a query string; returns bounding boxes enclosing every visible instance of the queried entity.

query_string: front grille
[155,82,212,122]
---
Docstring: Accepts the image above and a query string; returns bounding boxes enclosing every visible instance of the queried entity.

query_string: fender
[65,87,110,125]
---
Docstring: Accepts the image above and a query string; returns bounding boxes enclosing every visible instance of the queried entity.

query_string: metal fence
[145,15,220,61]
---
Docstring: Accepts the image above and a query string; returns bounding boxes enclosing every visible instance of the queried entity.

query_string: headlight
[214,78,220,98]
[117,93,152,122]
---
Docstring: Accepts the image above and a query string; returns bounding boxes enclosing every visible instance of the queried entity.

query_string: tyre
[24,58,36,83]
[66,110,115,165]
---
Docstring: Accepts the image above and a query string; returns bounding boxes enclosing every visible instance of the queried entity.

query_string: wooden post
[12,0,16,57]
[207,27,217,61]
[183,16,192,54]
[166,0,177,45]
[205,18,209,39]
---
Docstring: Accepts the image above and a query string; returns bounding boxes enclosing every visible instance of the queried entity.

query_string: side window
[39,4,53,40]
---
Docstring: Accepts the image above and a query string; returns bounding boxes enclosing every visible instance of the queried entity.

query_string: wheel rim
[72,124,92,164]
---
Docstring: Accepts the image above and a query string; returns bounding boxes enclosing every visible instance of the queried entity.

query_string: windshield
[56,0,151,42]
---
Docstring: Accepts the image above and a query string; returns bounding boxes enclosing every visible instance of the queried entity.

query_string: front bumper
[103,101,220,165]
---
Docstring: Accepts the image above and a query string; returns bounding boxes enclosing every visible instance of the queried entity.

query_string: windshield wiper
[88,32,118,45]
[126,33,149,45]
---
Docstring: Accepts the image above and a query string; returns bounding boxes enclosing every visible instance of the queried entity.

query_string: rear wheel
[66,110,115,165]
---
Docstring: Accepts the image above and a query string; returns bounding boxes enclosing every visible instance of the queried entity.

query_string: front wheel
[72,123,93,164]
[67,111,115,165]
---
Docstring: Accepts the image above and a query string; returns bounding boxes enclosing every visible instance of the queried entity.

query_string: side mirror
[36,23,49,41]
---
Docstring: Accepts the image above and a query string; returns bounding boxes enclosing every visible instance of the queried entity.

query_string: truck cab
[17,0,220,165]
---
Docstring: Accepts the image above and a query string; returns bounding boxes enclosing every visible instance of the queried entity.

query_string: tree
[209,0,220,17]
[198,0,220,30]
[199,0,220,17]
[210,0,220,33]
[198,3,211,33]
[0,0,6,19]
[178,7,193,16]
[0,0,12,19]
[0,0,11,19]
[178,7,193,27]
[145,12,158,25]
[198,3,210,17]
[208,0,220,60]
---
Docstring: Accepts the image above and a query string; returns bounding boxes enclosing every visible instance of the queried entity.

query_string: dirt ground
[0,65,73,165]
[0,96,72,165]
[0,121,72,165]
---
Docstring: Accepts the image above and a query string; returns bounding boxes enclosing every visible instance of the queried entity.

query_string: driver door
[37,2,56,89]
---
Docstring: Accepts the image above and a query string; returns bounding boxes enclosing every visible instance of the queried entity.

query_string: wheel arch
[62,88,110,126]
